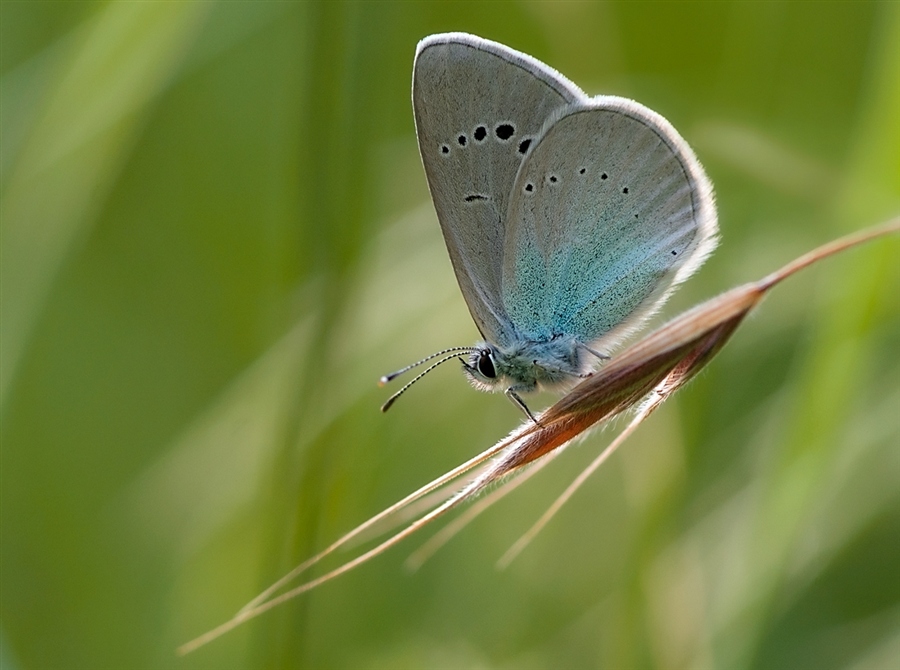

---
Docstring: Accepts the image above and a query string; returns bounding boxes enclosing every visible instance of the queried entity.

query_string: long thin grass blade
[177,453,510,656]
[405,449,563,572]
[235,424,531,616]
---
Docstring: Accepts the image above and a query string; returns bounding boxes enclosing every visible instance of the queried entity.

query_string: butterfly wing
[501,97,718,348]
[412,33,583,345]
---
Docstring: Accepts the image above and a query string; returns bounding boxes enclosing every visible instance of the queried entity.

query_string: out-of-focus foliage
[2,2,897,669]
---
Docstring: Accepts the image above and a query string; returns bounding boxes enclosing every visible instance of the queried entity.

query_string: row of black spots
[521,168,633,195]
[439,123,519,156]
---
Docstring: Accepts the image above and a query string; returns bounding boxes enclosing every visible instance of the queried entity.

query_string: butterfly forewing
[501,98,717,347]
[413,34,584,345]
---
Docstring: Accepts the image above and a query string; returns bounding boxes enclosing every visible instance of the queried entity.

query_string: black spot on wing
[495,123,515,140]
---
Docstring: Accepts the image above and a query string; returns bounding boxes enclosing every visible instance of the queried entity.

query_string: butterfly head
[463,338,589,393]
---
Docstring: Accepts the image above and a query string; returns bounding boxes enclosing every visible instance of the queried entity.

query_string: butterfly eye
[477,350,496,378]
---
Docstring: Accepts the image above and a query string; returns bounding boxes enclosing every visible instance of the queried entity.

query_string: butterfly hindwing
[501,98,717,347]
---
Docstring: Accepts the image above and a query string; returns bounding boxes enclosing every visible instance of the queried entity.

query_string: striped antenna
[381,351,473,412]
[378,347,476,385]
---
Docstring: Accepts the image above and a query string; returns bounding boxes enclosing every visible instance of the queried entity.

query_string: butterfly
[382,33,718,421]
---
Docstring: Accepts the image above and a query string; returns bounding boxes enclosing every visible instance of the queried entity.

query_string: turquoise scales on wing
[503,107,706,345]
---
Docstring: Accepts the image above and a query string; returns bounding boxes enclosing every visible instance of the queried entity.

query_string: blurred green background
[2,2,898,669]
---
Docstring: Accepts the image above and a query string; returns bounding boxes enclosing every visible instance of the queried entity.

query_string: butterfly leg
[506,388,542,425]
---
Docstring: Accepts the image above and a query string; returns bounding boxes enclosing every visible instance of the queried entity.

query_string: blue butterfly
[382,33,717,421]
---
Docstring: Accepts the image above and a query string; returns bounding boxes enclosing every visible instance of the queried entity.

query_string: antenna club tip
[378,376,389,387]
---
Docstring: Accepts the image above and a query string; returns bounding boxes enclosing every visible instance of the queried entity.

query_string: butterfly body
[464,335,588,394]
[384,33,717,417]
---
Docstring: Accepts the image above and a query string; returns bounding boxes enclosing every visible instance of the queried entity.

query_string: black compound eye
[477,351,496,378]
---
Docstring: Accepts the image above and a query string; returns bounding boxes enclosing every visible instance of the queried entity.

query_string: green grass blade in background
[1,2,897,669]
[0,2,209,408]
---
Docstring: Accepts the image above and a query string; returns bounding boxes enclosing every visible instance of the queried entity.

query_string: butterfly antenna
[381,352,470,412]
[379,347,475,385]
